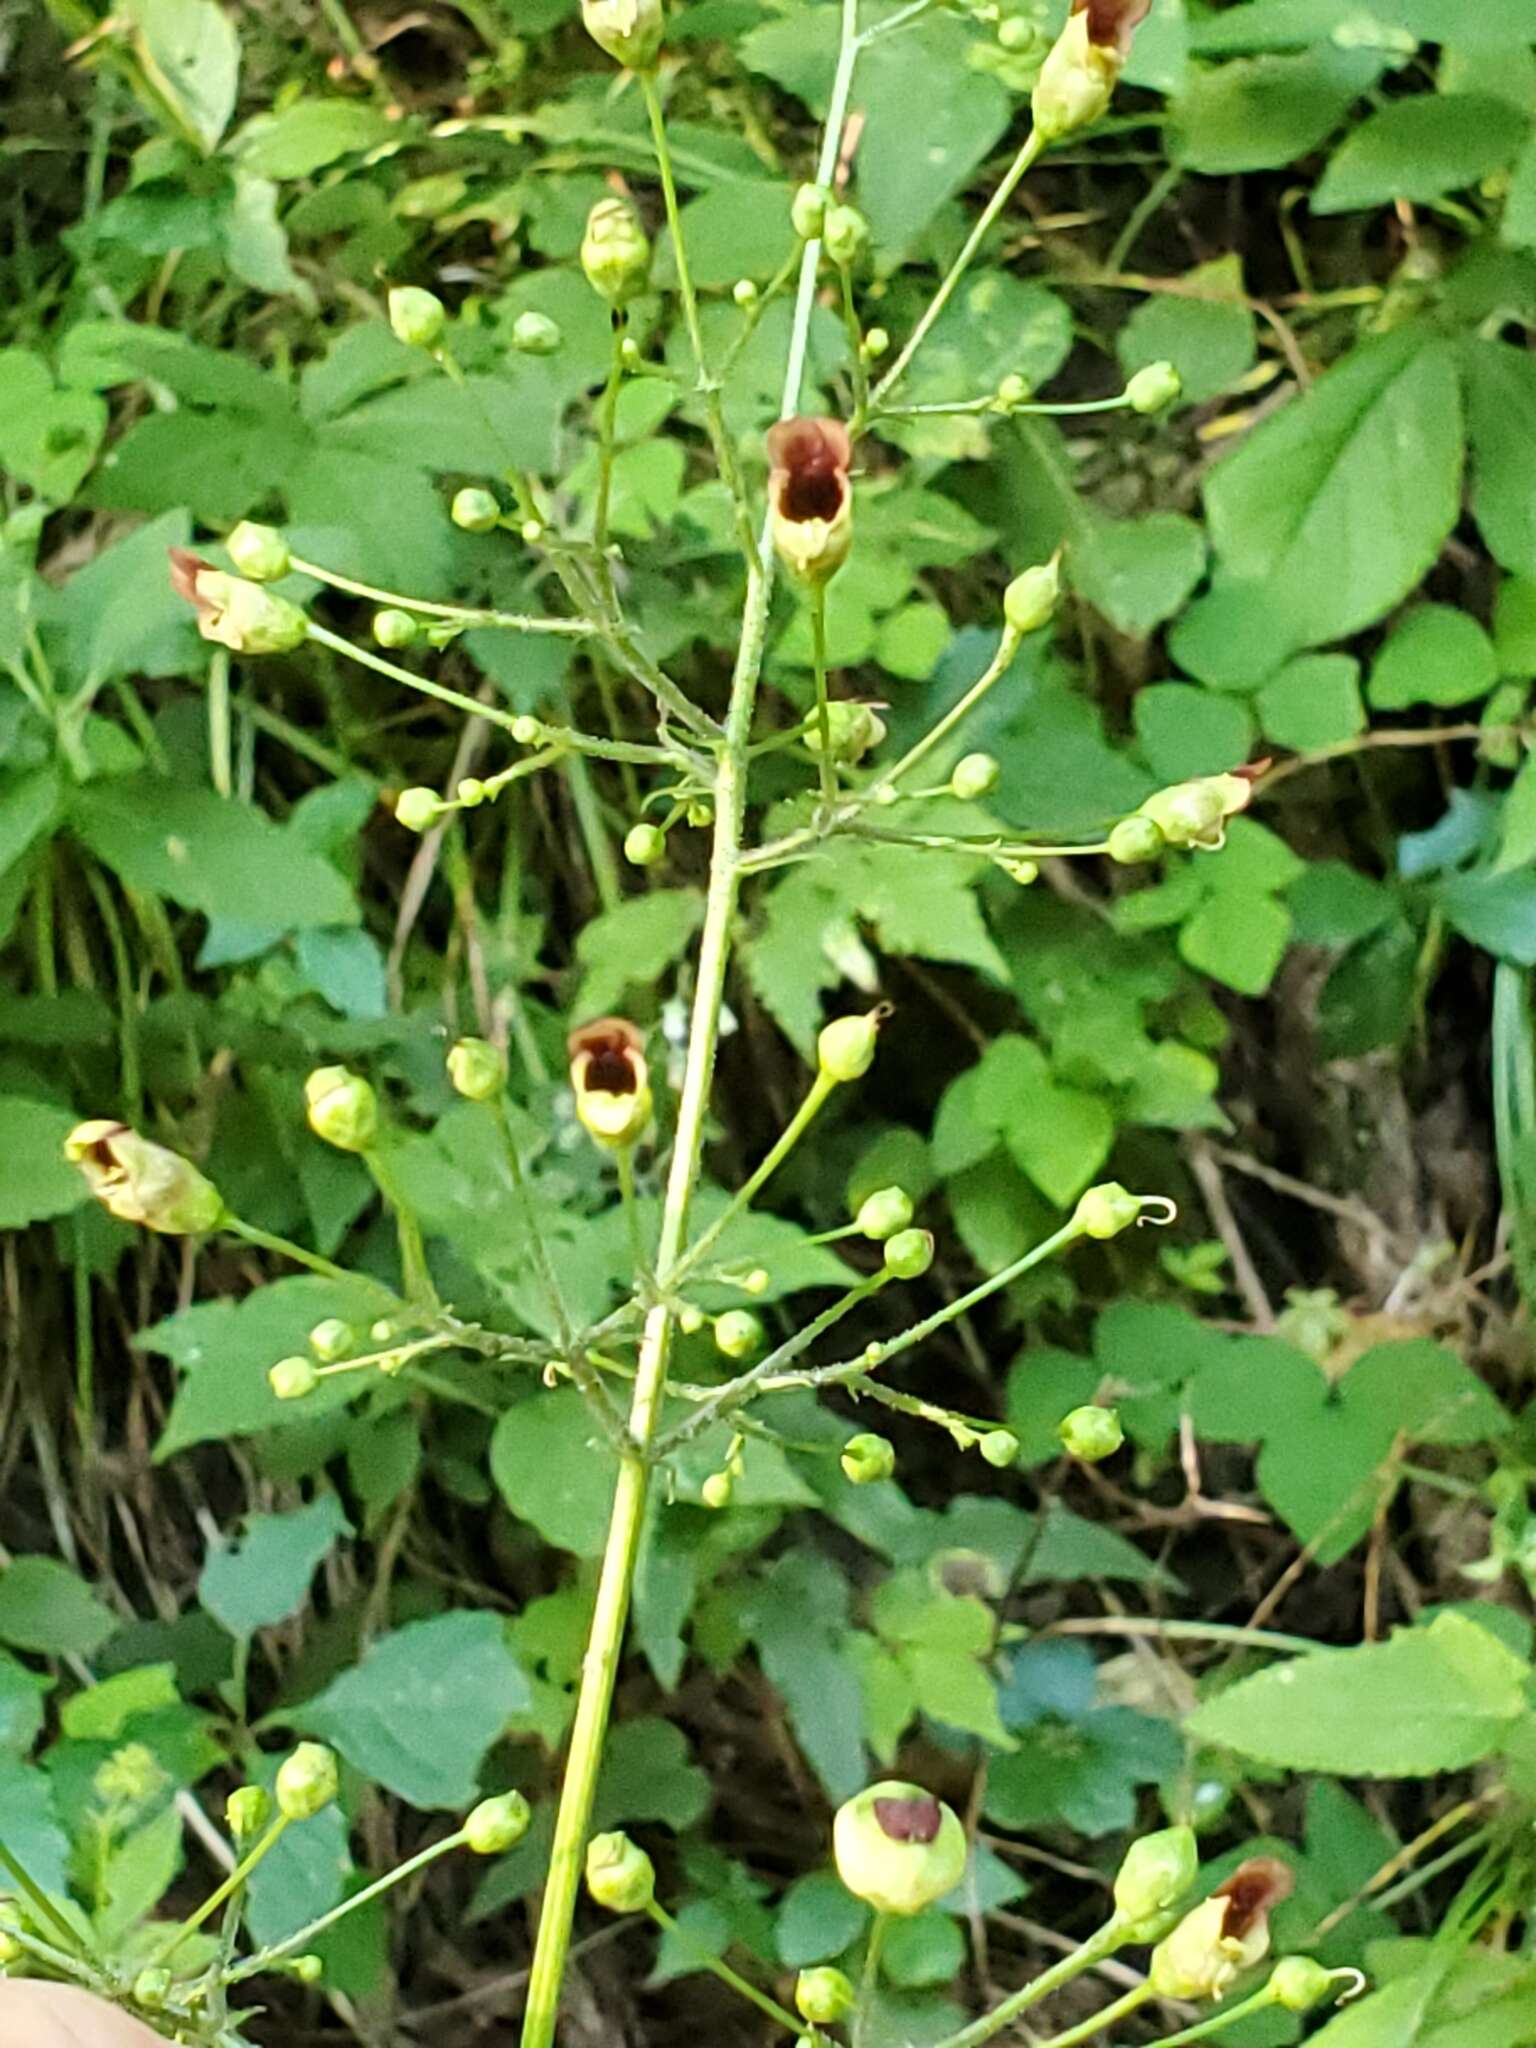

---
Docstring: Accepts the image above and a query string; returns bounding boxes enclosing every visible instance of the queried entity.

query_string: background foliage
[5,0,1536,2040]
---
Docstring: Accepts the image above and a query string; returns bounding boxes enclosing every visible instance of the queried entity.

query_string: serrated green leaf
[200,1496,350,1639]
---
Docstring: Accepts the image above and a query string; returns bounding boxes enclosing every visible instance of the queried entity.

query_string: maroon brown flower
[568,1017,652,1148]
[1151,1857,1295,2002]
[1034,0,1149,140]
[168,548,308,654]
[765,417,853,585]
[1076,0,1153,57]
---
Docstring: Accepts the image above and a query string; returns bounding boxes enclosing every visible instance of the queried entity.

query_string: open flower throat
[1078,0,1153,54]
[1212,1856,1294,1939]
[873,1795,943,1845]
[568,1018,646,1096]
[766,417,853,585]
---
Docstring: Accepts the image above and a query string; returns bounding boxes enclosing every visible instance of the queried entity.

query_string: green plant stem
[0,1837,86,1954]
[492,1101,573,1345]
[934,1920,1126,2048]
[594,311,627,560]
[516,13,864,2041]
[1035,1984,1153,2048]
[809,582,836,808]
[873,126,1046,404]
[364,1146,438,1309]
[229,1829,467,1984]
[222,1214,378,1289]
[640,69,759,568]
[307,620,524,735]
[674,1068,836,1284]
[644,1903,803,2032]
[1147,1987,1281,2047]
[840,265,870,428]
[880,626,1022,790]
[289,558,593,634]
[853,1913,889,2048]
[147,1816,291,1971]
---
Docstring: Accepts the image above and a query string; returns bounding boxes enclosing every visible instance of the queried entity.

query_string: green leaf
[73,777,358,930]
[575,890,705,1018]
[883,1913,965,1990]
[0,351,107,503]
[297,1611,530,1809]
[233,99,398,178]
[1171,48,1379,174]
[1134,684,1255,781]
[0,1758,71,1894]
[61,1664,178,1740]
[775,1871,870,1968]
[593,1717,711,1832]
[490,1390,618,1558]
[743,1554,866,1802]
[0,1097,88,1228]
[199,1497,350,1639]
[125,0,241,152]
[1179,889,1292,996]
[1117,258,1257,405]
[42,511,200,686]
[1257,653,1366,749]
[0,1651,51,1753]
[0,1557,116,1658]
[143,1275,391,1456]
[1315,95,1528,214]
[1368,605,1499,710]
[1071,514,1208,638]
[1466,339,1536,577]
[1187,1612,1528,1775]
[1203,328,1464,651]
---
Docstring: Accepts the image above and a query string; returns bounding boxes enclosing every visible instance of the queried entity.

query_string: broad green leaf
[490,1390,618,1558]
[199,1497,350,1639]
[143,1275,391,1456]
[1466,339,1536,577]
[1257,653,1366,749]
[1179,889,1292,996]
[73,777,358,930]
[0,351,107,503]
[775,1871,869,1968]
[1134,684,1255,781]
[1204,328,1464,651]
[1187,1612,1528,1774]
[1192,0,1536,54]
[593,1717,711,1832]
[1171,47,1380,174]
[0,1097,88,1228]
[42,511,200,686]
[1368,605,1499,710]
[742,1554,867,1802]
[244,1765,352,1947]
[1071,514,1208,638]
[1315,95,1528,213]
[0,1758,70,1894]
[125,0,241,152]
[0,1651,51,1752]
[61,1665,178,1740]
[233,99,397,178]
[0,1557,116,1657]
[297,1611,530,1809]
[1117,258,1257,405]
[883,1914,965,1990]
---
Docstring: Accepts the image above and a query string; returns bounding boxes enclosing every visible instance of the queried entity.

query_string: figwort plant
[23,1,1362,2042]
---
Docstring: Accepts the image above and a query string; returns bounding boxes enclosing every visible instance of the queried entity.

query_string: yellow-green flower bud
[1058,1403,1123,1462]
[979,1427,1019,1469]
[374,607,420,649]
[818,1009,882,1084]
[856,1185,913,1241]
[226,520,291,582]
[1127,360,1182,415]
[512,309,563,355]
[884,1227,934,1280]
[1271,1956,1334,2013]
[581,0,664,68]
[1031,5,1120,143]
[996,372,1030,410]
[0,1923,20,1965]
[841,1432,896,1484]
[833,1783,967,1917]
[1113,1826,1198,1937]
[94,1743,164,1806]
[702,1470,734,1509]
[512,715,544,744]
[1137,770,1254,850]
[464,1790,532,1854]
[581,197,652,306]
[275,1742,339,1822]
[451,487,501,534]
[1073,1182,1141,1240]
[310,1318,358,1360]
[389,285,447,351]
[686,798,714,828]
[396,785,442,832]
[1108,815,1164,864]
[806,699,886,764]
[823,202,869,267]
[226,1785,272,1842]
[864,325,890,360]
[1000,857,1040,886]
[733,278,758,308]
[458,776,486,807]
[133,1967,172,2009]
[191,570,309,653]
[1003,558,1062,638]
[791,182,831,239]
[448,1036,507,1102]
[951,752,1000,800]
[624,821,667,866]
[292,1954,323,1985]
[271,1355,319,1404]
[714,1310,763,1359]
[304,1066,378,1153]
[586,1830,655,1911]
[66,1122,224,1235]
[796,1967,856,2025]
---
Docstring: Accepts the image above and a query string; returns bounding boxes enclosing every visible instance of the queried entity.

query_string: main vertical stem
[517,16,863,2041]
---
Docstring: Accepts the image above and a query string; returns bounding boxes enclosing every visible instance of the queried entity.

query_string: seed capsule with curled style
[766,416,853,587]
